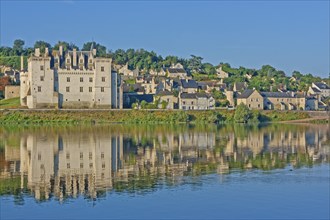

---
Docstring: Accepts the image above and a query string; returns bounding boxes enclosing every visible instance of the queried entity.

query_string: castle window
[89,77,93,82]
[80,59,83,63]
[80,87,83,92]
[101,66,105,72]
[66,87,70,92]
[101,87,104,92]
[191,101,194,105]
[183,101,186,105]
[89,152,92,160]
[67,77,70,82]
[80,152,83,159]
[40,76,44,81]
[89,59,92,63]
[102,77,105,82]
[101,152,104,159]
[67,163,70,169]
[102,163,105,169]
[80,77,83,82]
[80,66,83,70]
[66,153,70,159]
[89,163,93,168]
[38,86,41,92]
[40,65,44,71]
[67,59,70,63]
[80,163,83,169]
[89,87,92,92]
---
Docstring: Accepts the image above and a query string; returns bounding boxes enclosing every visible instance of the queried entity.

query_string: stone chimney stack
[92,49,96,56]
[20,56,24,71]
[73,48,77,67]
[35,48,40,57]
[59,45,63,57]
[45,47,49,56]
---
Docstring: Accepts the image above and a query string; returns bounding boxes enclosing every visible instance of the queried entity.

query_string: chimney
[35,48,40,57]
[92,49,96,56]
[59,45,63,57]
[45,47,49,56]
[20,56,24,71]
[73,48,77,67]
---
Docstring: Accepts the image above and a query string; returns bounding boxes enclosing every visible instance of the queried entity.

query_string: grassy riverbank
[0,109,310,125]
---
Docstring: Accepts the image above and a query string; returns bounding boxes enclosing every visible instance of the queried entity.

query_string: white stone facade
[20,48,122,109]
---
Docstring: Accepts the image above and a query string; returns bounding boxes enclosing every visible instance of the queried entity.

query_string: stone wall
[5,85,20,99]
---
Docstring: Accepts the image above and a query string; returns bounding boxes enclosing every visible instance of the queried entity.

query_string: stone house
[136,76,158,94]
[20,47,122,109]
[154,91,178,109]
[237,89,264,110]
[178,79,198,93]
[179,93,215,110]
[261,92,306,110]
[309,82,330,99]
[166,63,187,78]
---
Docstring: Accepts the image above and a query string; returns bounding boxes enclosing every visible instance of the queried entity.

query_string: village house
[215,65,229,83]
[135,76,158,94]
[178,79,198,93]
[118,63,139,77]
[233,82,248,93]
[166,63,188,78]
[237,89,264,110]
[154,91,178,109]
[179,93,215,110]
[308,82,330,99]
[20,47,122,109]
[261,92,306,110]
[149,68,166,77]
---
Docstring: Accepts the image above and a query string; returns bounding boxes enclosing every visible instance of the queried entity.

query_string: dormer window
[80,59,83,63]
[89,59,92,63]
[66,59,70,64]
[54,58,58,63]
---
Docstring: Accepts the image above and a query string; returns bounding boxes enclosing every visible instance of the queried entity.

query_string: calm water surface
[0,123,329,219]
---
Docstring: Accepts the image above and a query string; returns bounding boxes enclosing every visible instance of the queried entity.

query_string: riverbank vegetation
[0,109,310,125]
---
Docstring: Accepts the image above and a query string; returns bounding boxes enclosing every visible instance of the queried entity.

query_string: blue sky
[1,1,329,77]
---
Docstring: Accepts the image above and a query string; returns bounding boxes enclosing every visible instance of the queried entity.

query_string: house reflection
[0,124,329,202]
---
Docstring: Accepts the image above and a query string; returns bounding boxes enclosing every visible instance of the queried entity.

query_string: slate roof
[156,91,174,96]
[261,92,292,98]
[180,93,197,99]
[237,89,254,99]
[167,68,187,74]
[180,79,198,88]
[234,82,247,91]
[314,82,330,90]
[311,87,321,93]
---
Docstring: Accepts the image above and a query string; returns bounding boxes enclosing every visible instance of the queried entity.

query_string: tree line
[0,39,328,92]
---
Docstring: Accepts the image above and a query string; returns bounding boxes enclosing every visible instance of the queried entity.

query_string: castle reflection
[0,124,329,202]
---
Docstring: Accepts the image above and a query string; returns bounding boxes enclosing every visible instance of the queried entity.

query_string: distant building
[309,82,330,99]
[178,79,198,93]
[261,92,306,110]
[20,47,122,109]
[237,89,264,110]
[179,93,215,110]
[166,63,188,78]
[155,91,178,109]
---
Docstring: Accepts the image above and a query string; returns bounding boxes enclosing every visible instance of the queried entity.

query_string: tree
[53,41,79,51]
[234,103,252,123]
[188,55,203,73]
[34,41,52,53]
[13,39,24,55]
[82,41,107,57]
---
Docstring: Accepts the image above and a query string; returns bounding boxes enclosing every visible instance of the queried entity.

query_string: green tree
[234,103,252,123]
[12,39,25,55]
[34,41,52,53]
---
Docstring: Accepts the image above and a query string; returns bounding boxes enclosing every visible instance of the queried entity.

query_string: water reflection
[0,124,329,202]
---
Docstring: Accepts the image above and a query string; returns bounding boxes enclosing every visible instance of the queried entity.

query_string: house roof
[180,93,197,99]
[167,68,187,74]
[156,91,174,96]
[180,79,198,88]
[311,87,321,93]
[261,92,292,98]
[314,82,330,90]
[237,89,255,99]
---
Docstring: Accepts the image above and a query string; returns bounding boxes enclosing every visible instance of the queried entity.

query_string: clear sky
[1,0,329,78]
